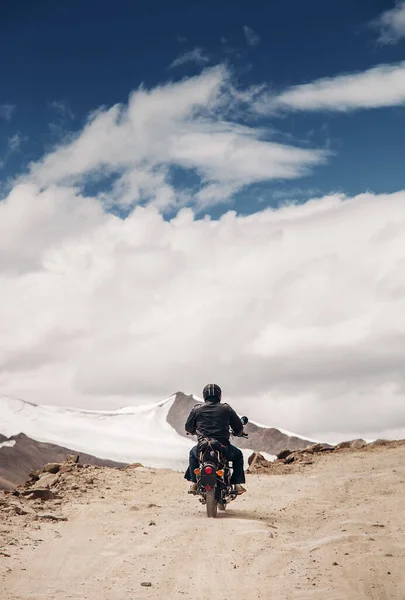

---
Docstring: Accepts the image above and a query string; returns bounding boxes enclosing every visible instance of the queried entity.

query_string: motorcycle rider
[184,383,247,494]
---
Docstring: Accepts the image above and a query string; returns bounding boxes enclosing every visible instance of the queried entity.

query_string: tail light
[204,466,213,475]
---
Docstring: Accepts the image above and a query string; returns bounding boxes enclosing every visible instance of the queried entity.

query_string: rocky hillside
[0,433,126,490]
[247,437,405,475]
[167,392,316,455]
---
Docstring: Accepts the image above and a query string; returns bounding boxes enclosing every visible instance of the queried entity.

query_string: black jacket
[185,401,244,444]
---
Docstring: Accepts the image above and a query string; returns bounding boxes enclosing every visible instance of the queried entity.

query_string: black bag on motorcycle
[197,438,228,464]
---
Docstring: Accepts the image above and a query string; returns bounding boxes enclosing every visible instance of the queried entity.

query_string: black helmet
[203,383,222,402]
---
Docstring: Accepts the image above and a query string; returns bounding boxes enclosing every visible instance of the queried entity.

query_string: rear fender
[199,462,218,489]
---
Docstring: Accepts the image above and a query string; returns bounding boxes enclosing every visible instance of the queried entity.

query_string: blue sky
[1,0,405,216]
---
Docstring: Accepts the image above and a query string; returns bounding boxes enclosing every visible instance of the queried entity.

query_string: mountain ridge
[167,392,317,455]
[0,432,126,490]
[0,392,316,488]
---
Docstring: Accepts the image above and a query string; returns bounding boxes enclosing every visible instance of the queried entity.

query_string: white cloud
[0,104,15,121]
[271,187,322,201]
[169,47,210,69]
[0,133,26,170]
[8,133,24,153]
[1,182,405,441]
[25,66,326,211]
[257,62,405,113]
[373,1,405,44]
[243,26,260,47]
[49,100,75,121]
[1,67,405,442]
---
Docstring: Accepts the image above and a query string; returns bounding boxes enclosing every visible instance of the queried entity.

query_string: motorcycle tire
[206,488,218,518]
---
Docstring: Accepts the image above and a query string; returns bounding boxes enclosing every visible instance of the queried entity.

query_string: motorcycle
[188,416,249,518]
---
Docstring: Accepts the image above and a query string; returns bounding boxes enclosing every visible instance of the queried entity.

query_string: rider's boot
[234,484,246,495]
[189,482,197,492]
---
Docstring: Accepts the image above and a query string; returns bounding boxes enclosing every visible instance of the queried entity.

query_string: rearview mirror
[240,416,248,425]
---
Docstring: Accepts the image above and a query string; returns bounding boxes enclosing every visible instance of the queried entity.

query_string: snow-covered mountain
[0,395,193,470]
[0,393,315,472]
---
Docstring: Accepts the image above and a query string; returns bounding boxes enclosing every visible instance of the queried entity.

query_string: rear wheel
[206,488,218,518]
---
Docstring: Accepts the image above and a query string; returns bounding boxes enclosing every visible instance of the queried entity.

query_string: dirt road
[2,445,405,599]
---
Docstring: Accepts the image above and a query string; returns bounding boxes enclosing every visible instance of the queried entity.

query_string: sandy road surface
[2,446,405,599]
